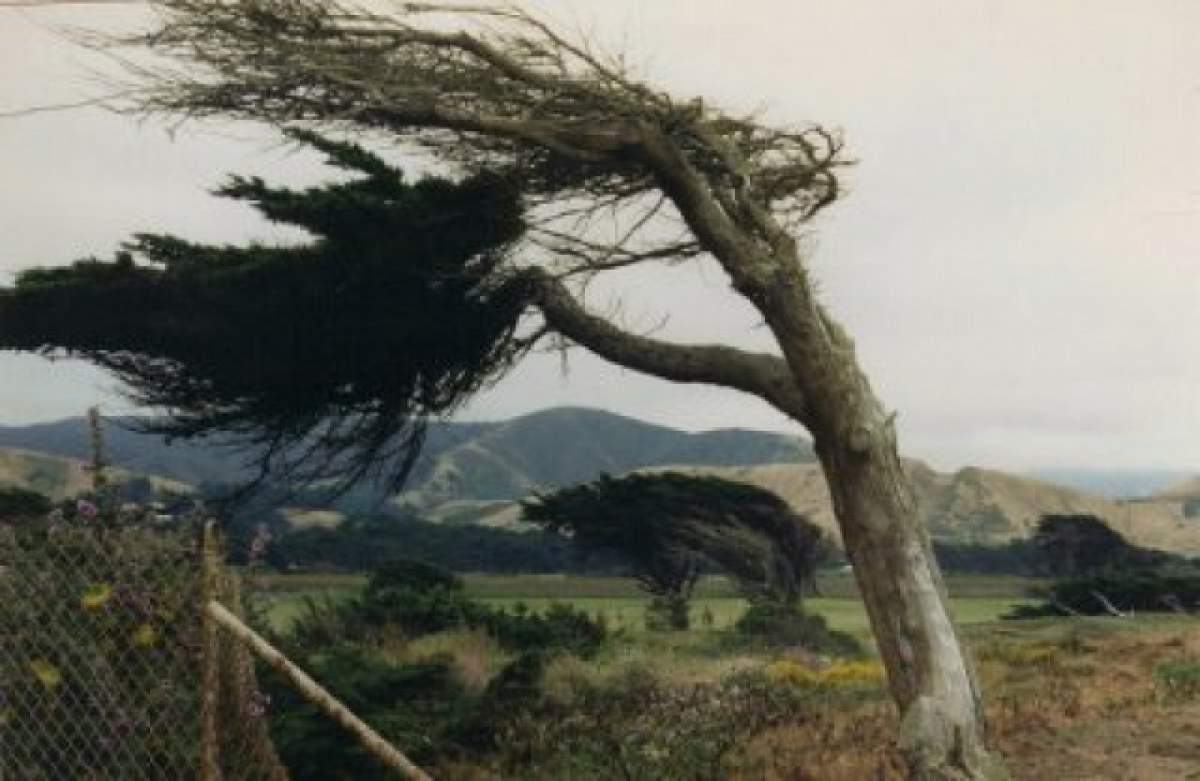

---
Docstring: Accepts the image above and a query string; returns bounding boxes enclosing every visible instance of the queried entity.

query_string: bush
[484,663,831,780]
[1004,571,1200,618]
[1154,657,1200,703]
[764,659,885,691]
[644,595,690,631]
[264,645,472,778]
[482,602,607,659]
[365,559,464,598]
[732,602,862,657]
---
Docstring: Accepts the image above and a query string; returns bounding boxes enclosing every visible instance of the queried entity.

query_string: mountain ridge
[2,407,1196,554]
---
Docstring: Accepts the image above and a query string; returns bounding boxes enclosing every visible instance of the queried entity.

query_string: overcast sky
[0,1,1197,473]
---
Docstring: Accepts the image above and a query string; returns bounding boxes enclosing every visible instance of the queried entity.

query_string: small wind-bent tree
[0,3,1004,775]
[523,472,829,631]
[527,476,703,630]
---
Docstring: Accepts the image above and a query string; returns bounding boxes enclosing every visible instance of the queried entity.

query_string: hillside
[449,460,1200,555]
[1153,475,1200,502]
[682,461,1200,555]
[0,406,814,510]
[0,447,191,501]
[4,408,1197,555]
[395,407,815,509]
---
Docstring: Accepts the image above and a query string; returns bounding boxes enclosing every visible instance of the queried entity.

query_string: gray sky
[0,1,1197,473]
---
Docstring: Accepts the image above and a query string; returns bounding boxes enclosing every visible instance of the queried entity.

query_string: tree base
[898,696,1009,781]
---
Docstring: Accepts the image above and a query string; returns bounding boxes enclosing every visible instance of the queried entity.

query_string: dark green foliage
[932,539,1038,575]
[264,516,598,573]
[732,602,863,656]
[286,560,607,657]
[645,594,692,631]
[365,558,464,598]
[263,645,469,779]
[447,651,548,753]
[524,473,829,626]
[0,486,52,520]
[485,664,834,780]
[1032,514,1168,576]
[0,131,531,491]
[1006,572,1200,618]
[265,563,606,777]
[481,602,607,658]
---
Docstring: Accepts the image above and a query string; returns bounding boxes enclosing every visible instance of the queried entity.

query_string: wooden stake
[206,600,433,781]
[199,522,224,781]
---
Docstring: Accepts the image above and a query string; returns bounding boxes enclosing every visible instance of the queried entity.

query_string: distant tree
[523,473,829,629]
[1032,514,1136,577]
[0,486,52,521]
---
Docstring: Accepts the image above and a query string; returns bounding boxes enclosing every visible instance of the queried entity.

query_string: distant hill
[673,461,1200,555]
[446,460,1200,556]
[0,406,814,507]
[1030,468,1195,499]
[394,407,814,510]
[1153,475,1200,502]
[4,409,1197,556]
[0,446,190,502]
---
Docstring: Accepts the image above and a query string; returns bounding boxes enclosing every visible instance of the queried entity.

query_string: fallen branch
[206,600,433,781]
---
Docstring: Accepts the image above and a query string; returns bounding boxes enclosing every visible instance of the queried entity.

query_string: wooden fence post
[206,600,433,781]
[200,521,223,781]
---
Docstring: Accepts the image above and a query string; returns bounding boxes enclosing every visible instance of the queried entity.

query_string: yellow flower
[80,583,112,611]
[765,658,885,689]
[132,623,158,648]
[29,660,62,690]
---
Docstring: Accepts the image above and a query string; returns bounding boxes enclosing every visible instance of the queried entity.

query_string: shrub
[644,595,690,631]
[365,558,463,599]
[482,602,607,658]
[732,602,862,657]
[483,661,821,780]
[264,645,472,778]
[1005,571,1200,618]
[976,643,1060,667]
[764,659,885,691]
[1154,657,1200,703]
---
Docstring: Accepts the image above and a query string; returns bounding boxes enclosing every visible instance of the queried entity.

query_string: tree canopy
[523,473,829,607]
[1,131,530,489]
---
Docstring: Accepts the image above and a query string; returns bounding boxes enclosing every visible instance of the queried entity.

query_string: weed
[1153,656,1200,703]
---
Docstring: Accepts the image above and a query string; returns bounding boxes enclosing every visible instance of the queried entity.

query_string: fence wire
[0,521,287,780]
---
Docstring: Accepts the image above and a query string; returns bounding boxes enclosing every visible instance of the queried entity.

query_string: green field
[252,571,1038,635]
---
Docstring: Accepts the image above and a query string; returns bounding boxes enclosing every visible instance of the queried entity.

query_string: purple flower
[76,499,99,521]
[247,691,271,718]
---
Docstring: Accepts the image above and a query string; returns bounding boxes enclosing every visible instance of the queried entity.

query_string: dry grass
[730,618,1200,780]
[398,629,511,694]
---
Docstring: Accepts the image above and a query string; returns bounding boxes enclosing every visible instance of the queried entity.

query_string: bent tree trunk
[624,130,1006,780]
[764,274,1004,780]
[818,411,999,779]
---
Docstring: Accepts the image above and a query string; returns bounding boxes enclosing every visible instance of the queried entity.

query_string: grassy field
[251,571,1039,635]
[247,570,1200,778]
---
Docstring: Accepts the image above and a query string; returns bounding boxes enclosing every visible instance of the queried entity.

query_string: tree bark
[604,125,1007,779]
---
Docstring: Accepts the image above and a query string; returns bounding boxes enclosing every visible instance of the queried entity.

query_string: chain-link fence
[0,521,288,780]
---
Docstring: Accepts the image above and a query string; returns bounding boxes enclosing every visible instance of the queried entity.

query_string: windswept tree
[0,3,1005,775]
[2,130,529,490]
[523,472,830,630]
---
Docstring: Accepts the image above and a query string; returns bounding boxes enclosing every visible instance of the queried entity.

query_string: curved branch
[526,270,808,425]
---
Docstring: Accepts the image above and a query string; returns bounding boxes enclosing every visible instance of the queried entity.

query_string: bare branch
[525,270,808,424]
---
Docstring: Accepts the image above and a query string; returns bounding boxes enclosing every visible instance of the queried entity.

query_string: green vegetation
[525,474,830,631]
